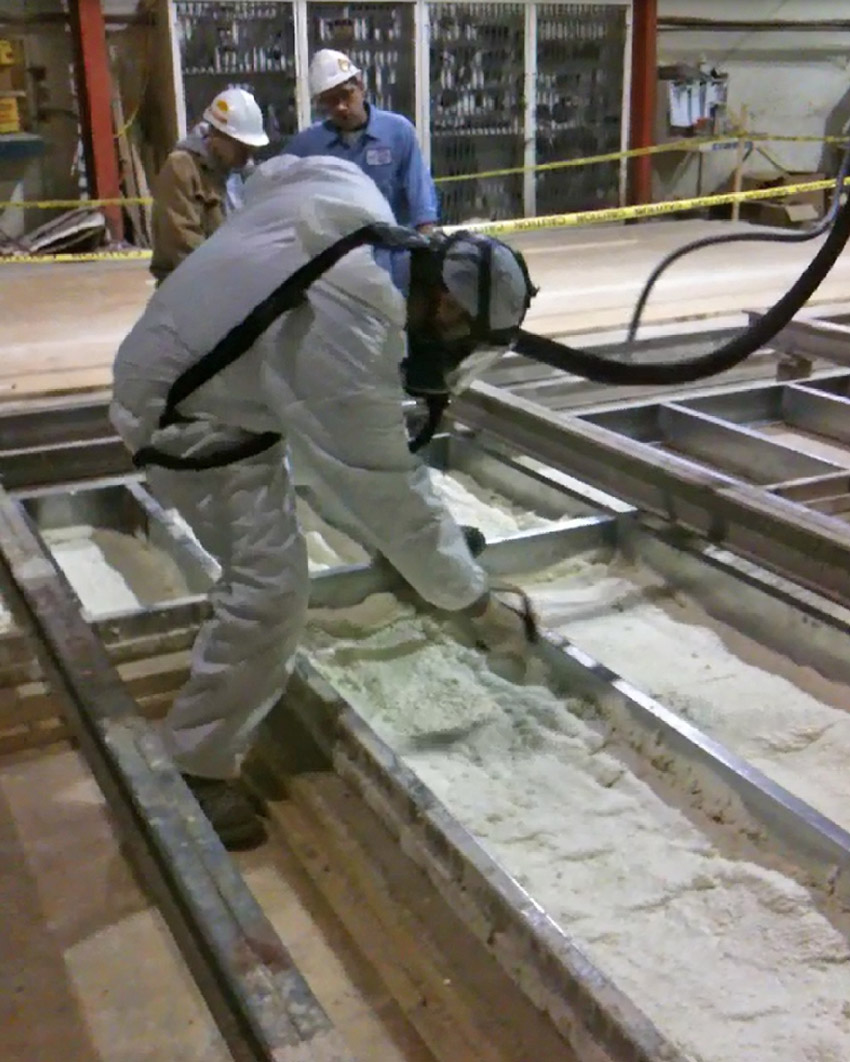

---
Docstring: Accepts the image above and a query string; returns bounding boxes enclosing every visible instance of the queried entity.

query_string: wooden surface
[4,219,850,404]
[0,746,440,1062]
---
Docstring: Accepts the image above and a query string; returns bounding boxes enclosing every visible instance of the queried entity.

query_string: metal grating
[535,3,626,215]
[306,3,416,124]
[429,3,525,224]
[175,1,297,158]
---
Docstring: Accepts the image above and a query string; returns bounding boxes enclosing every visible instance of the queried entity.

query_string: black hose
[513,178,850,385]
[625,141,850,344]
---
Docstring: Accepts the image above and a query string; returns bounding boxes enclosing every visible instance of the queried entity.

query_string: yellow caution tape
[444,176,848,236]
[0,249,152,264]
[1,174,845,263]
[433,136,732,184]
[2,131,847,208]
[0,196,153,210]
[434,133,850,185]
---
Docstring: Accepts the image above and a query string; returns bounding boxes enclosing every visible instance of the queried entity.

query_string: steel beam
[68,0,123,241]
[0,396,114,447]
[656,402,841,484]
[0,485,351,1062]
[452,382,850,607]
[628,0,657,206]
[681,382,786,424]
[768,317,850,366]
[782,383,850,448]
[281,659,688,1062]
[0,438,133,490]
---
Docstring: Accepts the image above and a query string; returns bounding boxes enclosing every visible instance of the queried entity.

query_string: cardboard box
[740,199,819,229]
[740,170,827,217]
[0,96,20,134]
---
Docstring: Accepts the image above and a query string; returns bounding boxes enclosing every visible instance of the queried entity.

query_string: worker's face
[433,291,474,341]
[316,77,368,132]
[209,129,253,172]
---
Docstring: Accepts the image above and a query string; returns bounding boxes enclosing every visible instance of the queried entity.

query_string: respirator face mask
[401,233,535,450]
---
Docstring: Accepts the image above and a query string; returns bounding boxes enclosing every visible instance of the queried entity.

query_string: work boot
[182,773,268,851]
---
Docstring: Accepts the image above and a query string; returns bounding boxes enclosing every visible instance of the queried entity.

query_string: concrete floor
[3,218,850,402]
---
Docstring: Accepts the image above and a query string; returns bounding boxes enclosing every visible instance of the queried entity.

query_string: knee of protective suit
[223,551,309,652]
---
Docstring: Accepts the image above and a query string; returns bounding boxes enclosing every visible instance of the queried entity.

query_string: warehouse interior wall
[0,0,156,239]
[0,0,79,238]
[654,0,850,203]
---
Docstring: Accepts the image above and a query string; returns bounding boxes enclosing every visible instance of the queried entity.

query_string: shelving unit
[165,0,631,221]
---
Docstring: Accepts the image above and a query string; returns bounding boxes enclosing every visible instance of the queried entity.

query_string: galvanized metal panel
[535,2,626,215]
[429,2,525,223]
[306,3,416,122]
[174,1,298,156]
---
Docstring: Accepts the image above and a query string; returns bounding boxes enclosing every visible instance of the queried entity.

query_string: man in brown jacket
[150,88,269,285]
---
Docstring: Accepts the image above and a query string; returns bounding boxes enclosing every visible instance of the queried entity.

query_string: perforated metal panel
[175,1,297,158]
[429,3,525,224]
[535,3,626,215]
[306,3,415,123]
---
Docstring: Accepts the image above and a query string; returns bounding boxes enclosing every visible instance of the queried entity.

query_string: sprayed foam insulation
[169,468,559,576]
[42,526,191,616]
[305,591,850,1062]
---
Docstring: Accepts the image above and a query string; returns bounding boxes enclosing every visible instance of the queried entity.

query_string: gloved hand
[464,584,539,660]
[374,523,485,579]
[461,525,487,557]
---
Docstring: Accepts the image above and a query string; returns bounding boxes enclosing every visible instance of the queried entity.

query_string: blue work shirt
[283,105,439,229]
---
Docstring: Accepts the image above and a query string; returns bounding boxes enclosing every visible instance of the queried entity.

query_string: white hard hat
[203,88,269,148]
[308,49,361,98]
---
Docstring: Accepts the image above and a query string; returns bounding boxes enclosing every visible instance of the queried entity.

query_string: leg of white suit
[147,447,308,779]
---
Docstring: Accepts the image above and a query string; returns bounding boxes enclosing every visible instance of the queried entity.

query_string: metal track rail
[452,375,850,608]
[0,484,353,1062]
[3,431,850,1058]
[4,311,850,1058]
[0,317,822,492]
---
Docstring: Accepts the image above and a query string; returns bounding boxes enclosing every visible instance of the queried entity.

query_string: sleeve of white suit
[259,299,488,613]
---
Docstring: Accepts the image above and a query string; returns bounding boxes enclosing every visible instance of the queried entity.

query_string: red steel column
[68,0,123,241]
[628,0,658,206]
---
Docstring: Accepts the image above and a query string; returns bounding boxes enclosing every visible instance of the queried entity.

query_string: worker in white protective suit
[110,154,538,850]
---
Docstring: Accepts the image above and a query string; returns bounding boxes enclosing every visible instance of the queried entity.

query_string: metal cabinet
[167,0,630,222]
[174,1,298,158]
[306,3,416,122]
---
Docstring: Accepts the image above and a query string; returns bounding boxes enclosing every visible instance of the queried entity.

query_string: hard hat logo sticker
[216,100,230,112]
[338,58,351,71]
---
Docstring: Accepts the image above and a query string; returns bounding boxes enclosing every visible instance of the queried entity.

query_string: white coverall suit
[111,156,488,780]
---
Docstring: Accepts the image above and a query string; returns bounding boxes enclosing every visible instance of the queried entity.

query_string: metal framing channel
[768,316,850,367]
[782,382,850,444]
[280,654,690,1062]
[270,539,850,1057]
[6,460,850,1055]
[414,0,431,158]
[452,381,850,606]
[74,511,850,894]
[0,485,353,1062]
[655,403,842,484]
[522,0,537,218]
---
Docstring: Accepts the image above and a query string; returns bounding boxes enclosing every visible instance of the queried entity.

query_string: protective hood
[176,126,212,161]
[242,154,406,323]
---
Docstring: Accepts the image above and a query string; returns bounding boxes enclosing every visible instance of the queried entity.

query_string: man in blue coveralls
[283,49,438,234]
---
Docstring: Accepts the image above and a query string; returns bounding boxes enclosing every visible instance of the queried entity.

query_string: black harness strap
[134,222,426,471]
[133,431,282,472]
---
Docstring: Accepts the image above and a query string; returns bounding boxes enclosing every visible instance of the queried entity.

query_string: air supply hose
[624,140,850,345]
[512,149,850,386]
